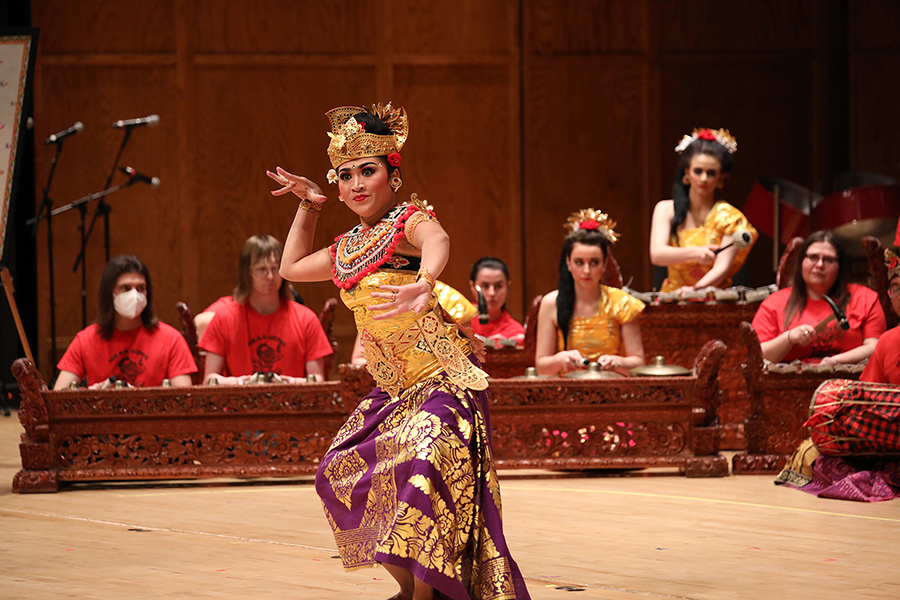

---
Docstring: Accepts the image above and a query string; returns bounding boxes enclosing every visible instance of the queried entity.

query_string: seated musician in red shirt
[861,249,900,383]
[54,255,197,389]
[199,235,332,384]
[468,256,524,348]
[752,231,885,365]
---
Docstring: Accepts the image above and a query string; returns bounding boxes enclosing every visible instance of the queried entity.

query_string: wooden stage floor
[1,413,897,600]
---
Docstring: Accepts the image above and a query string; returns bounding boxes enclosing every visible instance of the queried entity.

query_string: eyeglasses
[251,266,280,278]
[889,286,900,299]
[804,253,838,266]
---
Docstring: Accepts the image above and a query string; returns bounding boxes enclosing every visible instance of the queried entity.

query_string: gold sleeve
[605,286,646,325]
[709,202,758,277]
[434,281,478,324]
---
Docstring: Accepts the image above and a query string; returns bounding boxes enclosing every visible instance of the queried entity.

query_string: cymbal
[630,356,691,377]
[563,362,624,379]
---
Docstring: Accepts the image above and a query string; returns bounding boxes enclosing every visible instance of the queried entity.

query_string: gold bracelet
[298,198,323,213]
[416,266,436,290]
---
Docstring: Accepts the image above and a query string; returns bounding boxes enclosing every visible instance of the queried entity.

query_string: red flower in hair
[697,129,716,141]
[387,152,402,167]
[892,256,899,270]
[580,220,599,231]
[356,120,366,131]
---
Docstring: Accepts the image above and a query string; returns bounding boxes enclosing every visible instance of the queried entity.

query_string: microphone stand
[72,127,132,326]
[31,140,66,373]
[28,180,137,329]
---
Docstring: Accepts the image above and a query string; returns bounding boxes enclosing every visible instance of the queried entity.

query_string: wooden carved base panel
[491,421,687,460]
[55,430,334,472]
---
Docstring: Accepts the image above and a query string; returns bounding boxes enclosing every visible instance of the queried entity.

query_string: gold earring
[338,195,345,202]
[390,176,402,192]
[682,176,690,186]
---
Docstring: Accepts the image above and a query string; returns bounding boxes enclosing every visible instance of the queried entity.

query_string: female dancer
[752,231,885,364]
[649,128,757,293]
[469,257,525,347]
[268,104,530,600]
[534,209,646,376]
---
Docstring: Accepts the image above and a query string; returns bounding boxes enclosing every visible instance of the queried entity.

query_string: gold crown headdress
[885,248,900,281]
[325,102,408,170]
[563,208,619,244]
[675,128,737,155]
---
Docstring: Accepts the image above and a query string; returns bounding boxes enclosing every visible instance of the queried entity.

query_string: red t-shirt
[470,308,525,348]
[203,295,236,314]
[752,284,886,362]
[199,299,332,377]
[57,323,197,387]
[861,325,900,384]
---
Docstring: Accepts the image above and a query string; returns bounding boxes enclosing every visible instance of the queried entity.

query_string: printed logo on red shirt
[250,335,285,374]
[108,349,149,385]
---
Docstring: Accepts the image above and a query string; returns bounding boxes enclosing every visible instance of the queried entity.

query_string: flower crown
[675,128,737,155]
[563,208,619,244]
[885,248,900,281]
[325,102,408,170]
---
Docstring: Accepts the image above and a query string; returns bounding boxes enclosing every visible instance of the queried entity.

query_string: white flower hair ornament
[326,169,338,185]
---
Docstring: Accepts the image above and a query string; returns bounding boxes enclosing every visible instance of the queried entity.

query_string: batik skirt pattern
[315,374,530,600]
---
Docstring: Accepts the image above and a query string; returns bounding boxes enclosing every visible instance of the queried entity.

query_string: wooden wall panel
[190,0,378,54]
[392,63,521,315]
[32,0,176,54]
[523,55,647,302]
[656,0,817,53]
[850,1,900,179]
[528,0,645,54]
[394,0,516,55]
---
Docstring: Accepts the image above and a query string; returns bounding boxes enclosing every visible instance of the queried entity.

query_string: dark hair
[233,235,293,304]
[351,111,399,175]
[97,255,157,339]
[469,256,511,282]
[470,256,512,311]
[670,138,734,242]
[783,230,850,329]
[557,228,610,348]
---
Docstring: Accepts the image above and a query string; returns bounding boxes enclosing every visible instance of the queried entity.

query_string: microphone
[475,285,489,325]
[713,228,754,255]
[119,166,161,188]
[44,121,83,144]
[112,114,160,129]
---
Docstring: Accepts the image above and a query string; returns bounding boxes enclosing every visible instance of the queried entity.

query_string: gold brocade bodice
[341,269,488,397]
[555,285,645,361]
[661,201,758,292]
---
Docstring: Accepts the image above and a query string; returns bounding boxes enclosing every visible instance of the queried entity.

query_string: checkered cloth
[806,379,900,456]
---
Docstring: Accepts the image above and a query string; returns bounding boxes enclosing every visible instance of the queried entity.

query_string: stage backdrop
[27,0,900,377]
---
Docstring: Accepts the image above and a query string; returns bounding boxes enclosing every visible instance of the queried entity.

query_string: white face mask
[113,288,148,320]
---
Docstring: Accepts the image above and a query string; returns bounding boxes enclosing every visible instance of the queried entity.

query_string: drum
[806,379,900,456]
[742,177,822,244]
[814,184,900,256]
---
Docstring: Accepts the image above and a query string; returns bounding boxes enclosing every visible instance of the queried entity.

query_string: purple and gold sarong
[315,371,531,599]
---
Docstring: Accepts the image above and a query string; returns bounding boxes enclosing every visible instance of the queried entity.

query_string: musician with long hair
[54,255,196,389]
[650,128,757,293]
[535,209,645,377]
[752,231,885,364]
[267,103,530,600]
[198,235,332,384]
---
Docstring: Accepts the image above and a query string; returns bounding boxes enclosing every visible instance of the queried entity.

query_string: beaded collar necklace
[331,204,419,289]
